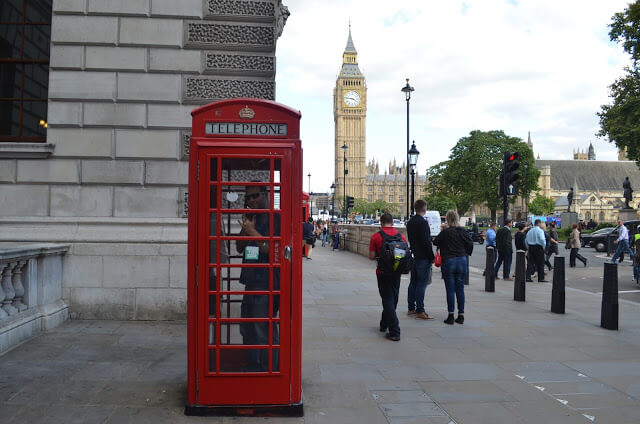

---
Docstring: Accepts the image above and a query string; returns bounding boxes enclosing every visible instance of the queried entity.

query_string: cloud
[275,0,631,193]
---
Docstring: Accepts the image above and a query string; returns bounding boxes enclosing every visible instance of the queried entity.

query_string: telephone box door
[196,147,292,405]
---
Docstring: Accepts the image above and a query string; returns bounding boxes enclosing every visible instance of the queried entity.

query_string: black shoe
[584,259,587,267]
[539,280,550,283]
[385,333,400,341]
[455,315,464,324]
[526,278,533,282]
[444,314,454,325]
[379,326,387,332]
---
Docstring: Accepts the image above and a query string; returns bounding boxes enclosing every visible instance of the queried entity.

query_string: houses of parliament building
[333,28,426,215]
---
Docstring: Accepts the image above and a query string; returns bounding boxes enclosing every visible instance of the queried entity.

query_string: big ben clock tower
[334,26,367,205]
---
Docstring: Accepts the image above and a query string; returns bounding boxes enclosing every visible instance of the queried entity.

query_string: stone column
[1,262,18,316]
[0,263,7,319]
[12,260,28,312]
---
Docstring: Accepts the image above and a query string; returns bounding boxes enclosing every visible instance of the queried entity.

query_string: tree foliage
[352,198,398,217]
[426,130,540,220]
[424,193,457,216]
[528,195,556,216]
[598,1,640,164]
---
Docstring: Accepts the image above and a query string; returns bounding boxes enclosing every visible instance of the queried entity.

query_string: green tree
[598,1,640,164]
[427,130,540,221]
[352,199,399,217]
[424,193,457,216]
[528,195,556,216]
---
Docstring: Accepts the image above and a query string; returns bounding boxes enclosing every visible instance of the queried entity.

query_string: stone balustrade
[0,244,70,355]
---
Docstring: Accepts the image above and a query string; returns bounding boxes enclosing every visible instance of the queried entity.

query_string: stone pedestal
[618,208,638,222]
[560,212,578,229]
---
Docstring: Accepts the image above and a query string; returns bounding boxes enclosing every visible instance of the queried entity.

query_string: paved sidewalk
[2,246,640,423]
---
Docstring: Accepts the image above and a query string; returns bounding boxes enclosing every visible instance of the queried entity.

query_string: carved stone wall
[185,77,275,101]
[205,53,274,75]
[186,22,274,48]
[207,0,275,18]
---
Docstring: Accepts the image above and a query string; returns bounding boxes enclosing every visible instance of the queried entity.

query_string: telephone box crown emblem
[239,106,255,119]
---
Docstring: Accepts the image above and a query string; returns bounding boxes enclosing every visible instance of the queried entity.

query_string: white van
[423,211,442,238]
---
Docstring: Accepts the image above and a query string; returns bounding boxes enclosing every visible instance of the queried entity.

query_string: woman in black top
[433,210,473,325]
[514,223,528,251]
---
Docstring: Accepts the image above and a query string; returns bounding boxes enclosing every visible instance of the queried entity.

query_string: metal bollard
[551,256,565,314]
[465,255,469,286]
[485,247,495,292]
[514,250,526,301]
[601,263,619,330]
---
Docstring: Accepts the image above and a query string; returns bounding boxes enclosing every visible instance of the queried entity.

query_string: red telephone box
[186,98,303,416]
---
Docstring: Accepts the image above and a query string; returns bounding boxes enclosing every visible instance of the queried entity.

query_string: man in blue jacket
[406,200,435,320]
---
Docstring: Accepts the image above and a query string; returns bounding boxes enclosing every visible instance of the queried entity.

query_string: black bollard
[551,256,565,314]
[465,255,469,286]
[607,234,615,257]
[514,250,526,301]
[485,247,495,292]
[601,263,619,330]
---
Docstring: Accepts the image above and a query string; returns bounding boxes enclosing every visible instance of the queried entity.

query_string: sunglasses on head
[246,192,262,200]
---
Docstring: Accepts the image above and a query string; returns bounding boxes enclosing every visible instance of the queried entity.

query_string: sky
[274,0,633,195]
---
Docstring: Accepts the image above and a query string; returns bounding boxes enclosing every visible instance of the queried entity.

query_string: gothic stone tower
[334,27,367,203]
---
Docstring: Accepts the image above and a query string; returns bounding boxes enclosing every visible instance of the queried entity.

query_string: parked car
[361,219,375,225]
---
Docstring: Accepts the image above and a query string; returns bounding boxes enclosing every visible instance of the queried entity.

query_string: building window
[389,195,393,203]
[0,0,52,142]
[399,195,404,202]
[378,186,383,192]
[368,195,372,202]
[599,212,605,221]
[368,186,372,192]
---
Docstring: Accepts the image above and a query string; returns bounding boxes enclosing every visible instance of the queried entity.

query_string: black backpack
[377,230,411,275]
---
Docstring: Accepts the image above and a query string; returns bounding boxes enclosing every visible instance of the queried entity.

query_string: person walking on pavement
[544,221,559,271]
[525,219,549,282]
[406,199,435,320]
[494,219,513,280]
[369,213,407,341]
[611,220,634,264]
[433,210,474,325]
[483,222,497,276]
[331,221,340,251]
[568,223,587,267]
[633,225,640,283]
[302,217,315,259]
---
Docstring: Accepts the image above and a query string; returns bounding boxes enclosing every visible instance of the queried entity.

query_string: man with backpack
[369,213,410,341]
[406,199,435,320]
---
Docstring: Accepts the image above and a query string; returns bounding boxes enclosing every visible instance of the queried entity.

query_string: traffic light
[503,152,520,196]
[346,196,355,209]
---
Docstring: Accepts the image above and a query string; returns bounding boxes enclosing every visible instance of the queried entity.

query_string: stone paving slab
[1,245,640,423]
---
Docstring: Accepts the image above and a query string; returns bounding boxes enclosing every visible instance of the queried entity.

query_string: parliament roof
[535,160,640,191]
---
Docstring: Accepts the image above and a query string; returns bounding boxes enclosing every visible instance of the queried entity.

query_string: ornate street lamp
[401,78,414,221]
[408,141,420,216]
[330,182,336,219]
[341,143,348,221]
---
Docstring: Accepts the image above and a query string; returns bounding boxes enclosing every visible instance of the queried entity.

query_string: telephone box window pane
[273,188,281,210]
[209,158,218,182]
[272,295,280,318]
[223,240,271,266]
[209,186,217,209]
[208,267,217,291]
[271,268,281,292]
[219,267,246,292]
[272,321,279,344]
[272,349,280,372]
[221,294,268,319]
[273,159,281,183]
[208,321,216,344]
[208,295,216,318]
[208,350,216,373]
[220,349,268,373]
[222,158,270,182]
[208,213,217,236]
[208,240,217,264]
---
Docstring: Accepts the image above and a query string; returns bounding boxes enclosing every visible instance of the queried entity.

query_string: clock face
[344,90,360,107]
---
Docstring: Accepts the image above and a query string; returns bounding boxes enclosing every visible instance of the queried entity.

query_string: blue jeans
[321,232,327,247]
[494,250,512,279]
[408,258,432,313]
[332,233,339,250]
[611,239,634,263]
[442,256,467,314]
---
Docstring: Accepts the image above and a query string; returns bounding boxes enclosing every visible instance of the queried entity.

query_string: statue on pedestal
[623,176,633,209]
[567,187,574,212]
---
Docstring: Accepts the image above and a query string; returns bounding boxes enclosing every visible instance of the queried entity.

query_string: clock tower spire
[334,25,367,208]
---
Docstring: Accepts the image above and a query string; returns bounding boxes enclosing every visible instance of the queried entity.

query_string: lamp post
[308,172,312,219]
[341,143,348,221]
[408,141,420,216]
[590,196,595,224]
[330,182,336,220]
[401,78,414,221]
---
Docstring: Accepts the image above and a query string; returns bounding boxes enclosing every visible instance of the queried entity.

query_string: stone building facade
[0,0,289,319]
[333,29,426,217]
